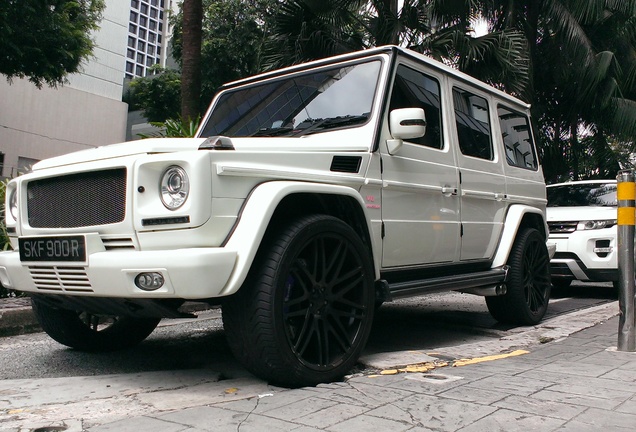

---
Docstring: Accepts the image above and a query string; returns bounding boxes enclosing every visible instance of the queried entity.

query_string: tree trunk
[570,119,579,180]
[180,0,203,122]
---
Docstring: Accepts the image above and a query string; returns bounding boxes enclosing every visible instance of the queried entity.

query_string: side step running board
[378,266,509,302]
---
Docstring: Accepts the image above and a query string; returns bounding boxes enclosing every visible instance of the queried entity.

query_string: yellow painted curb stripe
[618,182,636,200]
[452,349,530,367]
[618,207,635,226]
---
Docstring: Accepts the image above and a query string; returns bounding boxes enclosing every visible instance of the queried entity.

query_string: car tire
[486,227,551,325]
[32,298,160,351]
[222,214,375,388]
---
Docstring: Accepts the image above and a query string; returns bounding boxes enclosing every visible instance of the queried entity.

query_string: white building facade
[0,0,174,178]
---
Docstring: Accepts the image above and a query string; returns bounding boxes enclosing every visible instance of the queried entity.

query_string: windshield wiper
[294,114,369,136]
[252,126,294,137]
[252,114,369,137]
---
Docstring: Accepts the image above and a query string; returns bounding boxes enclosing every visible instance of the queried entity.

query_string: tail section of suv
[547,180,618,288]
[0,46,550,387]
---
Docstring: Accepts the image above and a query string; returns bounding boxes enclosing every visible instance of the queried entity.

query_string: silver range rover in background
[547,180,618,289]
[0,46,550,387]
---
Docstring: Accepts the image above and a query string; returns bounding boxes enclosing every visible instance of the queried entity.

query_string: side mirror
[389,108,427,140]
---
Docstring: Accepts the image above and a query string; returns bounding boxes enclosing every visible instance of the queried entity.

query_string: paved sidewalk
[88,315,635,432]
[15,313,625,432]
[3,297,634,431]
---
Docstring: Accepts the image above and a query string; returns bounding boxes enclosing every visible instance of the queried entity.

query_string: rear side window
[389,65,443,149]
[498,106,538,170]
[453,88,493,160]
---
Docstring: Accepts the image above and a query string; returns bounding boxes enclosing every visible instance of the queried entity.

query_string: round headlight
[160,166,189,210]
[8,189,18,220]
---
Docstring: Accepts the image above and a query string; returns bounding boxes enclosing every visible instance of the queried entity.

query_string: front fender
[219,181,374,296]
[492,205,548,268]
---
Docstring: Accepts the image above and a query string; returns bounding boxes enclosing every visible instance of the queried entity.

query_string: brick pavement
[84,315,636,432]
[2,296,633,431]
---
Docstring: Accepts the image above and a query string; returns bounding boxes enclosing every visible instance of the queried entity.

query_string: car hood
[32,131,373,171]
[33,138,208,171]
[546,206,617,222]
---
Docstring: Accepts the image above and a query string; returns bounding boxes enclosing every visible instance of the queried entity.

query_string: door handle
[441,186,457,196]
[494,193,507,201]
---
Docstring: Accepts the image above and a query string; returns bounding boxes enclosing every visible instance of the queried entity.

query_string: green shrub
[138,116,201,138]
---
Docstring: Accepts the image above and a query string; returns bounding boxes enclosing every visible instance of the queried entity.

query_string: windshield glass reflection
[547,183,617,207]
[200,60,381,138]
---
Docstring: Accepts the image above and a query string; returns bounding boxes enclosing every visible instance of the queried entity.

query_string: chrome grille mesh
[27,169,126,228]
[548,221,578,234]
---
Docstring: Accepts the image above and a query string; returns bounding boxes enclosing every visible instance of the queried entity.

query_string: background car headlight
[581,220,617,230]
[160,166,189,210]
[8,189,18,220]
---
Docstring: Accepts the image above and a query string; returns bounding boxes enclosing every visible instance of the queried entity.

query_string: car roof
[219,46,530,109]
[547,179,617,188]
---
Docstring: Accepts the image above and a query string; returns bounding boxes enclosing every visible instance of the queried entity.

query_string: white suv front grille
[28,266,93,293]
[548,221,578,234]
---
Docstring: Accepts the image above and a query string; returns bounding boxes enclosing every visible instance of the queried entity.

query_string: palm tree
[479,0,636,181]
[267,0,636,181]
[265,0,530,96]
[180,0,203,121]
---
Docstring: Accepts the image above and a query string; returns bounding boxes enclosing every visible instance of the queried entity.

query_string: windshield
[199,60,382,138]
[547,183,617,207]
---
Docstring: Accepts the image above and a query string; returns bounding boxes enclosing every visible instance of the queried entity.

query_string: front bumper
[0,246,237,300]
[548,228,617,282]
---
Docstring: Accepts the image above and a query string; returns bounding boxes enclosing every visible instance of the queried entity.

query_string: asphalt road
[0,282,616,381]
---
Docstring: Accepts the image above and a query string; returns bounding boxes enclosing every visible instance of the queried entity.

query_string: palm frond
[543,0,595,66]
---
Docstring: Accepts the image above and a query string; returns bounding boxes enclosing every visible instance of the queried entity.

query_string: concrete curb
[360,301,620,370]
[0,304,40,337]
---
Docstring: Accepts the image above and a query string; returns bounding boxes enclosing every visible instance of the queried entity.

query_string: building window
[158,22,163,32]
[137,40,145,51]
[129,23,137,34]
[139,28,146,39]
[131,0,139,9]
[149,20,156,31]
[150,8,158,18]
[130,11,138,22]
[151,0,158,6]
[127,49,135,59]
[157,47,161,56]
[147,45,155,55]
[136,65,144,76]
[137,53,145,63]
[127,36,135,47]
[140,3,148,14]
[126,62,134,73]
[146,57,154,67]
[139,16,147,26]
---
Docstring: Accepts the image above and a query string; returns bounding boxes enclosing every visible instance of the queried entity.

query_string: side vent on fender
[330,156,362,173]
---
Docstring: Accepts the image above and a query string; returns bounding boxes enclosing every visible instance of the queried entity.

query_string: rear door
[449,83,507,261]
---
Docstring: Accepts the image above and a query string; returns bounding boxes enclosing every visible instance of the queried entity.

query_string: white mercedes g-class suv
[0,46,550,387]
